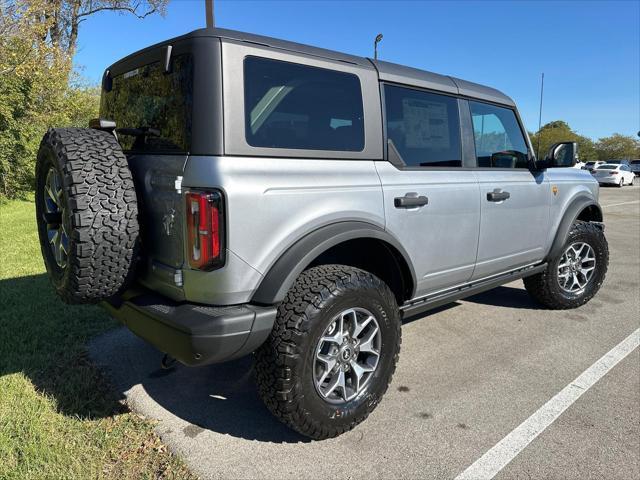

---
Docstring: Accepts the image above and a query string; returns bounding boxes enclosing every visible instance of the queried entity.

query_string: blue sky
[74,0,639,140]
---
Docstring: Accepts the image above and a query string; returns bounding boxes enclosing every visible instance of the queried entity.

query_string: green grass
[0,199,195,479]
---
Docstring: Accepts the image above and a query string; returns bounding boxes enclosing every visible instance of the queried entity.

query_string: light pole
[205,0,215,28]
[374,33,383,60]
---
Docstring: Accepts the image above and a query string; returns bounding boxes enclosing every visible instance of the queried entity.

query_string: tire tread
[254,264,401,440]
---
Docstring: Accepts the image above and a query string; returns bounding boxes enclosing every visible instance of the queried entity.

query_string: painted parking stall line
[455,328,640,480]
[601,200,640,208]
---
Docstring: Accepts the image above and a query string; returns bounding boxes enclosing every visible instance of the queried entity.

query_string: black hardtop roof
[108,27,515,107]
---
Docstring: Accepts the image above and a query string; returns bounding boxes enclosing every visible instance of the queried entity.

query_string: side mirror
[538,142,578,169]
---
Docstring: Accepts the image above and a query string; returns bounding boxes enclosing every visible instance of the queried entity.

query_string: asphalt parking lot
[90,184,639,480]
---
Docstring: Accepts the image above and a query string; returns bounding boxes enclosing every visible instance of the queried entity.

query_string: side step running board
[400,263,548,319]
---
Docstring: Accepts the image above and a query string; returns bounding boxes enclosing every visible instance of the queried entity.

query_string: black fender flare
[251,221,417,305]
[547,195,603,261]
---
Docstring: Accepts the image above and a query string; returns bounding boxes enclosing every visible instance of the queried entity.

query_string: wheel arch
[251,221,417,305]
[547,195,603,261]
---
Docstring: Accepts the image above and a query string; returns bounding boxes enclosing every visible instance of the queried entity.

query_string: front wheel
[254,265,401,440]
[524,221,608,309]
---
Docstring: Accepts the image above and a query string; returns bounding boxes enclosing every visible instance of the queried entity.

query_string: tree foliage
[41,0,168,54]
[529,120,597,162]
[529,121,640,163]
[0,0,165,198]
[594,133,640,161]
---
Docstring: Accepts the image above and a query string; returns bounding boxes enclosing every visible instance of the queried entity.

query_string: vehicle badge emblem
[162,209,176,236]
[552,185,558,196]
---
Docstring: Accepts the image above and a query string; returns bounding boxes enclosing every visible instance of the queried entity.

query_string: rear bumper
[596,177,620,185]
[102,289,277,366]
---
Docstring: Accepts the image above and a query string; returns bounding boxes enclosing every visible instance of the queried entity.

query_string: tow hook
[161,353,177,370]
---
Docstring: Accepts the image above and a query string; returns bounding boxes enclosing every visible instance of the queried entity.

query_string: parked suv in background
[630,159,640,175]
[35,28,609,439]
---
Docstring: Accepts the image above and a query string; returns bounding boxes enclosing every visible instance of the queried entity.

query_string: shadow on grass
[0,274,306,443]
[0,274,128,419]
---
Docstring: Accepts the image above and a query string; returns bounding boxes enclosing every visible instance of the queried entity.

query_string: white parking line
[602,200,640,208]
[455,328,640,480]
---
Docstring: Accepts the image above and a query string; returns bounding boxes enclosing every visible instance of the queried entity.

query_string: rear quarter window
[100,54,193,153]
[243,56,365,152]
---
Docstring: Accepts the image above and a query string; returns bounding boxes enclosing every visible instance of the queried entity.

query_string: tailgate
[128,154,186,295]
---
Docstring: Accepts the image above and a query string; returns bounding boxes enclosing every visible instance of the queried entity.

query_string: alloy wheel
[557,242,596,293]
[313,307,381,403]
[43,167,69,269]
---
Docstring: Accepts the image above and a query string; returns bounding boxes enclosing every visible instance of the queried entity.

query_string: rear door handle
[487,190,510,202]
[394,194,429,208]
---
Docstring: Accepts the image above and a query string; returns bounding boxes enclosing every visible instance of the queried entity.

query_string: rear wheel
[35,128,139,303]
[524,221,608,309]
[254,265,401,439]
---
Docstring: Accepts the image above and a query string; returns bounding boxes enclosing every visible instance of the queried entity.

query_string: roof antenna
[536,72,544,160]
[374,33,383,60]
[205,0,215,28]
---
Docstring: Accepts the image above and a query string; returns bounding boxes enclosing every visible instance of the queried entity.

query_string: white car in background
[593,163,636,187]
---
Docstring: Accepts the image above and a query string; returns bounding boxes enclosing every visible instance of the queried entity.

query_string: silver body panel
[374,162,480,294]
[471,169,550,279]
[181,156,385,303]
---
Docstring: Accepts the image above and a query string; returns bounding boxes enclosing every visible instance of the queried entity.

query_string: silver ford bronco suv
[35,28,608,439]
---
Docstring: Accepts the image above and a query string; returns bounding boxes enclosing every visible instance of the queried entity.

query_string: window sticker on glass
[401,98,450,150]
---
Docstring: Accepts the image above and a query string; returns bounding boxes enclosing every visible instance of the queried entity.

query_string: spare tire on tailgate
[35,128,139,304]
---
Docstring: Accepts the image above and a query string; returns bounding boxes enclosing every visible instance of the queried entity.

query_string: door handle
[487,190,510,202]
[394,194,429,208]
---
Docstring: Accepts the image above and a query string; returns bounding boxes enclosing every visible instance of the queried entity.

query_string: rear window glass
[100,55,193,153]
[243,56,364,151]
[598,164,617,169]
[384,84,461,167]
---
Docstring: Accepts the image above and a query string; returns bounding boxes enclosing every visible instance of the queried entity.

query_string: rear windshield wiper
[116,126,161,138]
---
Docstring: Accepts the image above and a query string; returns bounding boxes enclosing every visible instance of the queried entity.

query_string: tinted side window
[244,57,364,151]
[384,85,461,167]
[101,55,193,153]
[469,101,529,168]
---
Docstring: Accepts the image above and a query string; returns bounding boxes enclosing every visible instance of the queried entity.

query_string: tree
[529,120,597,162]
[0,0,164,198]
[594,134,640,161]
[41,0,169,54]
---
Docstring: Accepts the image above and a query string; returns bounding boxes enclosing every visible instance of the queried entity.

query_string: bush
[0,71,99,199]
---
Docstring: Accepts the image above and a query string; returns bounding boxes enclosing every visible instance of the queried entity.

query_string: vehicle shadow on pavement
[464,285,539,309]
[89,327,311,443]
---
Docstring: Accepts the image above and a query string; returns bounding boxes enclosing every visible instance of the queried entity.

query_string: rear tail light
[186,191,225,270]
[609,171,618,176]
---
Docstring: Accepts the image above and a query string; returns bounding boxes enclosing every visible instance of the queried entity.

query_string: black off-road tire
[523,221,608,309]
[35,128,139,304]
[254,265,401,440]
